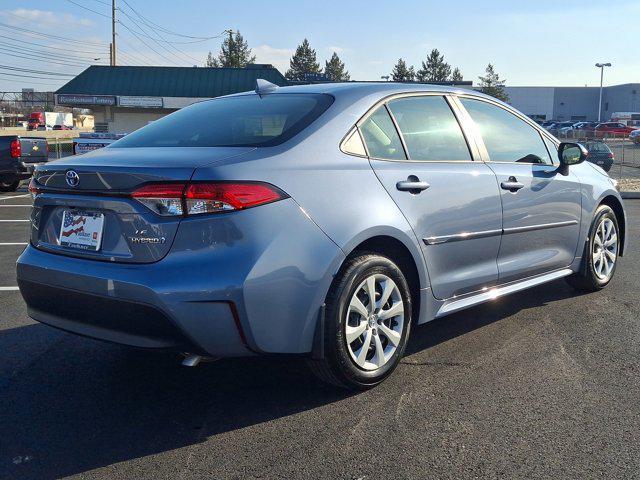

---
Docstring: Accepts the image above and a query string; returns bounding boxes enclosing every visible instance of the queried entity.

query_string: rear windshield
[112,93,333,148]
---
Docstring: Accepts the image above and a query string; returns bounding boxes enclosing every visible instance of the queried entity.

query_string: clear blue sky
[0,0,638,91]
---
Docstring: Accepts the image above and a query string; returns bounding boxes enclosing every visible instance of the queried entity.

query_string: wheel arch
[339,233,426,324]
[599,194,626,256]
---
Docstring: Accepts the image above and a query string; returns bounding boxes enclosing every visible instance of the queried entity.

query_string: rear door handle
[396,176,430,193]
[500,176,524,192]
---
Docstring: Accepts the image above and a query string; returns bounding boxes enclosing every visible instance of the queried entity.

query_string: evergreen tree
[451,67,463,82]
[478,63,509,102]
[391,58,416,82]
[285,39,322,81]
[205,51,219,67]
[206,31,255,68]
[324,52,350,81]
[416,49,451,82]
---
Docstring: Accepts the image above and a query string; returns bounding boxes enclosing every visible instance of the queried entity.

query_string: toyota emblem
[65,170,80,187]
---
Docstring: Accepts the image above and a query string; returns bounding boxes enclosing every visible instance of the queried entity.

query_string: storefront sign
[118,96,164,108]
[57,94,117,106]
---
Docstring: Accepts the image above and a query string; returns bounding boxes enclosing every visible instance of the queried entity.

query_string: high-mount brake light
[130,182,286,216]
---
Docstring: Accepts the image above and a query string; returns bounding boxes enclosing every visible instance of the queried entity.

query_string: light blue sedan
[18,81,626,389]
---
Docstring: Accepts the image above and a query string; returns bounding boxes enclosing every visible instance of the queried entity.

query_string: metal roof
[55,65,289,98]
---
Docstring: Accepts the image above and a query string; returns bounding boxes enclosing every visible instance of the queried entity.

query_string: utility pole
[595,62,611,122]
[111,0,117,66]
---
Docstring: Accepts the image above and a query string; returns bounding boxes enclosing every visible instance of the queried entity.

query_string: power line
[0,40,106,63]
[0,21,108,47]
[116,8,196,65]
[65,0,111,18]
[116,36,155,65]
[0,49,97,69]
[0,71,71,81]
[119,0,224,41]
[0,64,76,76]
[0,33,108,55]
[0,75,62,87]
[118,21,182,66]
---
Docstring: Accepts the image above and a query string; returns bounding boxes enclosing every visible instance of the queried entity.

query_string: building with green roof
[55,64,288,133]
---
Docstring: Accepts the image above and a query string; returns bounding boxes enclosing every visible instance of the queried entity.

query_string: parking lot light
[595,62,612,122]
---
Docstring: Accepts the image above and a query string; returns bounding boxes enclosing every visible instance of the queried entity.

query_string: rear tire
[565,205,619,292]
[0,179,20,192]
[308,253,412,390]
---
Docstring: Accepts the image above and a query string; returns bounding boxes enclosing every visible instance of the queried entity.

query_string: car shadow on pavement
[0,279,588,479]
[405,278,589,356]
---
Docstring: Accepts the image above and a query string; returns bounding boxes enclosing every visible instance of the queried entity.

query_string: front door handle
[396,176,430,193]
[500,176,524,192]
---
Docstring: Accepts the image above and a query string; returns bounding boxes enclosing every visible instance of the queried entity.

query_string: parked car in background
[18,82,626,389]
[0,136,48,191]
[630,129,640,145]
[557,122,579,135]
[584,141,614,172]
[595,122,638,137]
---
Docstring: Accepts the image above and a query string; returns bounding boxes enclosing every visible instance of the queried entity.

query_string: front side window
[460,98,553,165]
[112,93,334,148]
[387,96,471,161]
[359,106,406,160]
[543,136,559,164]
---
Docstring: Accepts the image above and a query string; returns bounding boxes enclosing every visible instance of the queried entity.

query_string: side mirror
[558,142,587,176]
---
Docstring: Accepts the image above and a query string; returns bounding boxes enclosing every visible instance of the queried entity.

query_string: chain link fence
[47,138,74,160]
[551,129,640,190]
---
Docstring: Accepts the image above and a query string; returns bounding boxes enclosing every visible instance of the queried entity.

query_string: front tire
[0,179,20,192]
[308,253,412,390]
[566,205,619,292]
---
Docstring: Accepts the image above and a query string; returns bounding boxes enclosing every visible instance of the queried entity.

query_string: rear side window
[359,106,406,160]
[387,96,471,161]
[113,93,333,148]
[461,98,553,165]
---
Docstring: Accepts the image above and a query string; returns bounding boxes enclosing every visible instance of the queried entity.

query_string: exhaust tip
[181,353,219,367]
[181,354,203,367]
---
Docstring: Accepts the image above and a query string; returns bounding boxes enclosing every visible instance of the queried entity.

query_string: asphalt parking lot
[1,188,639,480]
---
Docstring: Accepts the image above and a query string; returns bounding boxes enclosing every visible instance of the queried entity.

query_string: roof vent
[255,78,278,96]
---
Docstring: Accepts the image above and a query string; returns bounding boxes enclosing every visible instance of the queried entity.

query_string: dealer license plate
[59,210,104,251]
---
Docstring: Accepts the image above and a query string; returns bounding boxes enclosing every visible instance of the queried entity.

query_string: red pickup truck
[0,136,48,191]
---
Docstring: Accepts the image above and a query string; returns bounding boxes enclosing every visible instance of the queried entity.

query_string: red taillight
[185,183,284,213]
[131,183,186,198]
[28,177,39,196]
[130,182,286,216]
[10,139,21,158]
[608,153,614,159]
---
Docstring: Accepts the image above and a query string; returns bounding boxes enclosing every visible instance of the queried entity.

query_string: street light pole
[595,62,611,122]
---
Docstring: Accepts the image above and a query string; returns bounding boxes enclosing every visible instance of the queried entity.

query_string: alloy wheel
[345,274,404,371]
[592,217,618,281]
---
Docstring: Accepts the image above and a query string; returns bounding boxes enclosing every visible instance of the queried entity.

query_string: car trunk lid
[30,146,255,263]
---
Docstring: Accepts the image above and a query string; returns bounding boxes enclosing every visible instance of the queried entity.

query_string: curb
[621,191,640,199]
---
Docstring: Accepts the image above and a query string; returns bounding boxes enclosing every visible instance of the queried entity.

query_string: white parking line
[0,220,29,222]
[0,194,30,201]
[0,242,28,246]
[0,205,31,208]
[0,287,19,291]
